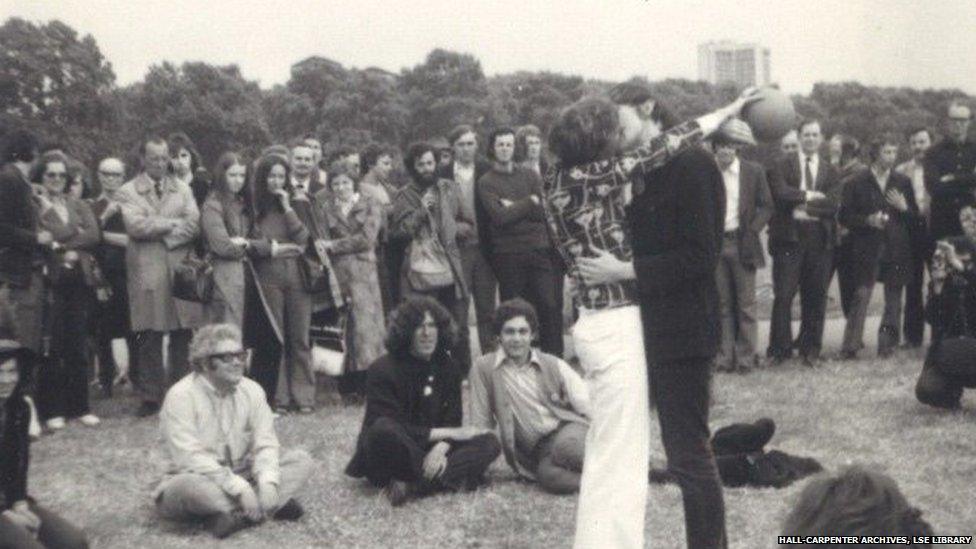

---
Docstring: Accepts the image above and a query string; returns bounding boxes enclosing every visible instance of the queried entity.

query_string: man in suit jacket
[711,135,773,373]
[925,101,976,244]
[436,124,497,356]
[767,119,841,365]
[895,127,934,347]
[839,136,921,358]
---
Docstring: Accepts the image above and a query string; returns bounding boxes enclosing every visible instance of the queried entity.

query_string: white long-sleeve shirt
[157,373,280,497]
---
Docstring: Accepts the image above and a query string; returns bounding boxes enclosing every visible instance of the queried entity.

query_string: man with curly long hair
[345,296,500,506]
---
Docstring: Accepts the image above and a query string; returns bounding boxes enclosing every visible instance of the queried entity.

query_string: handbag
[406,217,454,291]
[298,250,331,294]
[173,248,215,303]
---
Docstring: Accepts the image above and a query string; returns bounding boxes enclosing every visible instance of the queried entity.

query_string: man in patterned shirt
[543,85,758,549]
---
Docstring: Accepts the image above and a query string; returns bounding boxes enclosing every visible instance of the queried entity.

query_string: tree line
[2,17,972,175]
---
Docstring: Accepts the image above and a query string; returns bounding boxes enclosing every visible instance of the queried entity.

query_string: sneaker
[135,401,160,418]
[46,417,66,430]
[78,414,101,427]
[383,480,413,507]
[296,406,314,414]
[272,498,305,521]
[205,512,250,539]
[274,406,291,416]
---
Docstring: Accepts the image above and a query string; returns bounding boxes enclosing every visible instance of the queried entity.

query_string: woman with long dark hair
[314,160,386,400]
[0,297,90,548]
[29,152,101,431]
[246,155,315,413]
[201,152,255,327]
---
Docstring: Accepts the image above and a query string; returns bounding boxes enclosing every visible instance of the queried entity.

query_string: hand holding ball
[741,87,796,142]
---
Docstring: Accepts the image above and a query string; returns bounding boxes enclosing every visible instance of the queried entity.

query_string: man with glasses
[154,323,313,539]
[926,101,976,243]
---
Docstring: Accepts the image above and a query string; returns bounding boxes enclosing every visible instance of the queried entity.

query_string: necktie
[154,180,163,200]
[804,157,815,191]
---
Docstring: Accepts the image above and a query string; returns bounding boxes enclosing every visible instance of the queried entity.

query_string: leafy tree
[0,17,119,164]
[122,61,270,166]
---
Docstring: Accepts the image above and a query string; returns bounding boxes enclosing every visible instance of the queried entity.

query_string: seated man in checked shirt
[153,323,313,539]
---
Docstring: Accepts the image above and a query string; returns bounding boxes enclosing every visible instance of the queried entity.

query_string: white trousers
[572,305,651,549]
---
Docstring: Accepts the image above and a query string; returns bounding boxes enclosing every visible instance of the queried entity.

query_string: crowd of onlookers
[2,94,974,545]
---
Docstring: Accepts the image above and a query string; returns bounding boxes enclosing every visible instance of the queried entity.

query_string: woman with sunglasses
[29,152,101,431]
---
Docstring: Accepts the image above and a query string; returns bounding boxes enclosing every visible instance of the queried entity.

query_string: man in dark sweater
[345,297,500,506]
[926,101,976,243]
[477,128,563,356]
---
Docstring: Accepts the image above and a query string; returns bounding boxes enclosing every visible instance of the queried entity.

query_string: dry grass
[26,326,976,548]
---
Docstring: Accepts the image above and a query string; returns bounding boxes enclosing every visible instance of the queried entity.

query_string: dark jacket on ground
[0,165,40,288]
[476,165,551,255]
[840,169,922,287]
[628,146,725,363]
[925,138,976,242]
[767,153,841,253]
[731,159,774,269]
[345,352,463,478]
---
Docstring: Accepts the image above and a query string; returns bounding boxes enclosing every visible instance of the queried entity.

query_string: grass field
[25,314,976,549]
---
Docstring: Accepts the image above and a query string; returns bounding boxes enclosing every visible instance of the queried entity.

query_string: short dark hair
[403,142,437,181]
[486,127,516,161]
[2,129,39,164]
[906,127,931,141]
[549,97,619,166]
[362,143,393,173]
[867,134,900,163]
[448,125,476,146]
[29,151,69,185]
[781,466,934,545]
[838,134,861,165]
[140,136,168,157]
[797,118,821,134]
[327,158,359,191]
[492,298,539,337]
[384,296,457,361]
[608,81,679,130]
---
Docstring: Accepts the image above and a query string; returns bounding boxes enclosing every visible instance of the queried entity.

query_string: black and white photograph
[1,0,975,547]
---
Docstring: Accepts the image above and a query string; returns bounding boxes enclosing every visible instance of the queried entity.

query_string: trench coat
[116,173,204,332]
[314,191,386,372]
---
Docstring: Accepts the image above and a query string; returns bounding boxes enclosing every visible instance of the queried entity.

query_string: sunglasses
[44,172,68,179]
[99,171,124,177]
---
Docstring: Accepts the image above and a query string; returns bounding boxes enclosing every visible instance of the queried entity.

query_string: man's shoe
[46,417,66,430]
[206,512,250,539]
[383,480,413,507]
[272,498,304,521]
[78,414,101,427]
[135,401,160,418]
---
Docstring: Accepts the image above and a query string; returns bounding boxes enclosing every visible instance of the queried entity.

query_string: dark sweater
[477,166,551,254]
[345,352,462,478]
[0,358,31,510]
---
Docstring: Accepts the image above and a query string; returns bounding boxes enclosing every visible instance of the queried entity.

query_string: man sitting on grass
[153,323,313,538]
[345,296,501,506]
[468,298,590,494]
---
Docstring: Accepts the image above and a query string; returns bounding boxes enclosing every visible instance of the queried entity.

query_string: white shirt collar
[723,157,740,176]
[493,348,542,370]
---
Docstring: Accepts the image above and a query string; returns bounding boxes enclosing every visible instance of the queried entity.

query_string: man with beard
[390,143,473,375]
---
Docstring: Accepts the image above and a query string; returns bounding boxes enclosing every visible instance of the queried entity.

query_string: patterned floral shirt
[542,120,707,311]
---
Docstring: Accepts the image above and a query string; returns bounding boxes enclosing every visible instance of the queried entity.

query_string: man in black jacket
[0,130,49,355]
[436,125,497,356]
[926,101,976,243]
[345,297,499,506]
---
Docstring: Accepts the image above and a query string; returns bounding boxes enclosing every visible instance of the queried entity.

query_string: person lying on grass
[153,323,313,539]
[346,296,501,506]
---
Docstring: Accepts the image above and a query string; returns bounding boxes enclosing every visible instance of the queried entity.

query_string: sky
[4,0,975,94]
